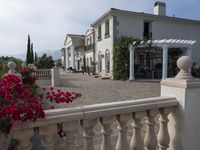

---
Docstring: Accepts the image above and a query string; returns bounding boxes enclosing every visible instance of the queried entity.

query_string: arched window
[98,51,102,72]
[105,50,110,74]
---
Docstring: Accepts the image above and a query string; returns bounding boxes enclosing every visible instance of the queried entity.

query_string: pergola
[129,39,196,80]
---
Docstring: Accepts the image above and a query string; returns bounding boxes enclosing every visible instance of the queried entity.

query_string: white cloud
[0,0,199,56]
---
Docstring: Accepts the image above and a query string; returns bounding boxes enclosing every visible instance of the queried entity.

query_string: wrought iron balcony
[84,44,94,51]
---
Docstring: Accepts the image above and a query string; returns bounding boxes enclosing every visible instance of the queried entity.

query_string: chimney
[153,1,166,16]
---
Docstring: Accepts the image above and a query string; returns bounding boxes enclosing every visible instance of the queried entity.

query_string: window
[98,25,102,40]
[143,21,152,39]
[86,38,89,45]
[105,20,110,37]
[105,50,110,74]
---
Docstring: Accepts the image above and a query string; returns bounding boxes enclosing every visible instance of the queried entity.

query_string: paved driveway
[57,72,160,107]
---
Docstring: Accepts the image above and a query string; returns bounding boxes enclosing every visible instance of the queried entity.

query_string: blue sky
[0,0,199,56]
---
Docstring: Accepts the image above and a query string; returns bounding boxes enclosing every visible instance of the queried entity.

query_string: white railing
[36,69,51,79]
[0,97,178,150]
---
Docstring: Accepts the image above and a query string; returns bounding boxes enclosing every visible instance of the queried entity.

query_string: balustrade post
[161,56,200,150]
[63,121,81,150]
[81,119,98,150]
[144,109,158,150]
[13,128,33,150]
[99,116,114,150]
[116,114,131,150]
[40,124,57,150]
[51,67,60,87]
[130,111,146,150]
[157,108,172,150]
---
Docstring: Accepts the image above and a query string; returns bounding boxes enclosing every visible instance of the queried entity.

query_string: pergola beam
[129,39,196,80]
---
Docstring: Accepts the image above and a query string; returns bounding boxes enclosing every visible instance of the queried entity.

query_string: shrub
[113,36,140,80]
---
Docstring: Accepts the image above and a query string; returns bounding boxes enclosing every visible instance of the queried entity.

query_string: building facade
[84,28,95,74]
[91,2,200,78]
[63,34,85,71]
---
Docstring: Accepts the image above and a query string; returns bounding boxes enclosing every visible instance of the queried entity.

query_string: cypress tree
[26,34,31,64]
[34,52,38,63]
[30,43,34,63]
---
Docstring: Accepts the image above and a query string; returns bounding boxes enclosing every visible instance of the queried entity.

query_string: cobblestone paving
[57,72,160,108]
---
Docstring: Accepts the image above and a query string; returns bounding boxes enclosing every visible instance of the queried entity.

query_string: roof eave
[91,9,113,27]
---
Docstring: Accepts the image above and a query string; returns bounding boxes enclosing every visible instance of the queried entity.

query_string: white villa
[84,28,95,73]
[62,34,85,71]
[61,1,200,79]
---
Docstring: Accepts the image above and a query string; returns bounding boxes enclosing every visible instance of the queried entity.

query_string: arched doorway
[98,51,102,73]
[105,50,110,75]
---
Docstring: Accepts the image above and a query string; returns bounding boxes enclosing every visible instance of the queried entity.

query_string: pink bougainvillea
[0,74,81,134]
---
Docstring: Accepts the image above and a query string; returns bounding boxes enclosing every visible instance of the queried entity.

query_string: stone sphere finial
[8,61,16,69]
[7,61,17,74]
[21,63,26,68]
[175,56,193,79]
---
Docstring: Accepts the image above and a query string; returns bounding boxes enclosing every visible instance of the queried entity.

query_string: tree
[26,34,31,64]
[30,43,34,63]
[34,52,38,64]
[25,35,34,64]
[36,53,54,69]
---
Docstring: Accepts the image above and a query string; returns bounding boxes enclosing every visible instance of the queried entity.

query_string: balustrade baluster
[144,109,158,150]
[14,128,33,150]
[157,108,172,150]
[130,111,146,150]
[116,114,131,150]
[81,119,98,150]
[40,124,57,150]
[99,116,114,150]
[63,121,81,150]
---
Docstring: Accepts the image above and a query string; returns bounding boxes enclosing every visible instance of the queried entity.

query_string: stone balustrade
[35,69,51,79]
[0,97,177,150]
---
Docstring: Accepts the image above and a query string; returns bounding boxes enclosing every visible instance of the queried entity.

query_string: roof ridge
[91,7,200,26]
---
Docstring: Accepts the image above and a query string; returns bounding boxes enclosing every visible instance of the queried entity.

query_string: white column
[186,47,192,73]
[161,56,200,150]
[51,66,60,87]
[65,48,69,69]
[129,45,135,80]
[162,46,168,79]
[186,47,192,58]
[71,46,75,69]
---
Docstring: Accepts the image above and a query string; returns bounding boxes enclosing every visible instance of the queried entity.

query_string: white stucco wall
[85,52,94,67]
[116,13,200,67]
[94,16,114,76]
[117,14,144,39]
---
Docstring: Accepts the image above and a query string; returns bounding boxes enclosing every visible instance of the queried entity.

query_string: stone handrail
[1,96,178,150]
[35,69,51,79]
